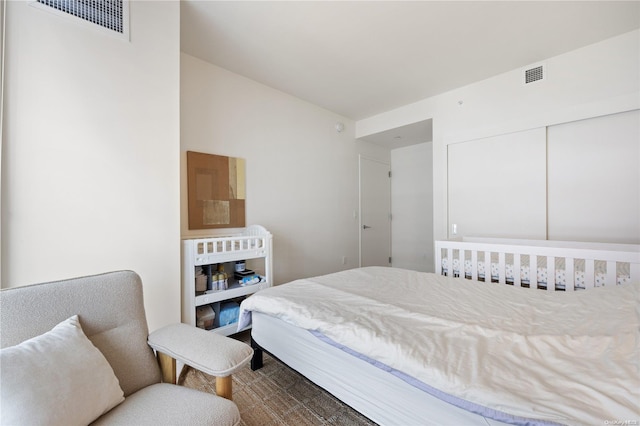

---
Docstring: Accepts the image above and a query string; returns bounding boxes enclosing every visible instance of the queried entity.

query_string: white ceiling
[181,0,640,143]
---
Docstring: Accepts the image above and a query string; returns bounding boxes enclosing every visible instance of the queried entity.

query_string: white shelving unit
[182,225,273,336]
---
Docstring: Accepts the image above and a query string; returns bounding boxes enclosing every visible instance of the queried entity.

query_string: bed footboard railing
[435,239,640,291]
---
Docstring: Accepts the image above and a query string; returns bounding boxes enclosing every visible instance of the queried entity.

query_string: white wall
[391,142,433,272]
[1,1,181,332]
[357,30,640,262]
[0,0,5,282]
[181,53,389,285]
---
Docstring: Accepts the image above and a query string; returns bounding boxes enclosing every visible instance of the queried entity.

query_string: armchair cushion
[90,383,241,426]
[0,315,124,426]
[148,323,252,377]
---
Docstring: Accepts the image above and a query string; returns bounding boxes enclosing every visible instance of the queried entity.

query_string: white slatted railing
[435,239,640,291]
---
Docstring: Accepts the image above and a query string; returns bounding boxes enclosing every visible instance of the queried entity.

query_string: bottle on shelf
[202,265,213,291]
[217,263,228,291]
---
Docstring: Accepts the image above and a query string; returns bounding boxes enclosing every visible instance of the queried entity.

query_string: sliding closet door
[448,128,547,239]
[547,110,640,244]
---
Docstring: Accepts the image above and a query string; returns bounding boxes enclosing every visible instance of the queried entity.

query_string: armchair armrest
[148,323,252,399]
[148,323,253,376]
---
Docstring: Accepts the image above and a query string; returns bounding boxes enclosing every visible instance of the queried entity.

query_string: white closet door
[448,128,547,239]
[547,109,640,244]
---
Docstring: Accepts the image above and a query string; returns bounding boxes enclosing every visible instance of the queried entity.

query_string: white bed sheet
[251,311,505,426]
[240,267,640,425]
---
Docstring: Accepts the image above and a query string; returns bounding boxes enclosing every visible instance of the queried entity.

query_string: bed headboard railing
[435,239,640,291]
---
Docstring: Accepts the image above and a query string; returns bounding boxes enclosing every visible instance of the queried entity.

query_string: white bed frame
[435,237,640,291]
[251,312,507,426]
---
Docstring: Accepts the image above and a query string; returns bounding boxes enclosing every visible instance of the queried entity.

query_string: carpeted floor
[178,331,377,426]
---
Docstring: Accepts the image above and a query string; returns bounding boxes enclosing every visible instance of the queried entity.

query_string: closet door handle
[362,225,372,230]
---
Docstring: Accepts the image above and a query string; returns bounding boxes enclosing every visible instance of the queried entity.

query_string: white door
[359,156,391,267]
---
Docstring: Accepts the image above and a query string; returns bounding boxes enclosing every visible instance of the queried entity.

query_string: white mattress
[240,267,639,425]
[251,311,506,426]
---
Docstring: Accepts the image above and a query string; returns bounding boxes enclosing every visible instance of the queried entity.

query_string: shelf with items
[194,273,269,306]
[182,225,273,336]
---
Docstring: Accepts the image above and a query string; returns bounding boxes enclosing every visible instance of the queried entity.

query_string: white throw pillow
[0,315,125,426]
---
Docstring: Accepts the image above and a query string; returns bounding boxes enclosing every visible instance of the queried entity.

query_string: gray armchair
[0,270,252,425]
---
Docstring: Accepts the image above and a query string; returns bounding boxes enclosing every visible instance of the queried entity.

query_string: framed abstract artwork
[187,151,246,229]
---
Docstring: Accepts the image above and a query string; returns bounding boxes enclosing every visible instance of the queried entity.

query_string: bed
[238,240,640,426]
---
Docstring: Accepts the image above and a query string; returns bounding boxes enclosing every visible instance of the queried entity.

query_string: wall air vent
[33,0,128,38]
[524,64,545,85]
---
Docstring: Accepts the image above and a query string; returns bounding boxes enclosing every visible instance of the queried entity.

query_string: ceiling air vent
[34,0,127,36]
[524,64,545,85]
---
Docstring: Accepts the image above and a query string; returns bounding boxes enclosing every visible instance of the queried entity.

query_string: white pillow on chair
[0,315,124,426]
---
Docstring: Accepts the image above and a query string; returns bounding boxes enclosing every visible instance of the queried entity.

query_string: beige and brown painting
[187,151,246,229]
